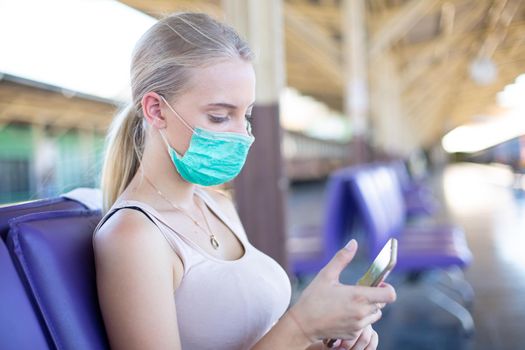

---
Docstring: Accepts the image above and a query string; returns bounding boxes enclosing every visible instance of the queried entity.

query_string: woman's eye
[208,114,229,123]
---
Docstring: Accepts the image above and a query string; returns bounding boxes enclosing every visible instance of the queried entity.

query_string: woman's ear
[141,92,167,129]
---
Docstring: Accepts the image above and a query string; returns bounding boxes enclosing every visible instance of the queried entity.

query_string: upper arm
[93,209,182,350]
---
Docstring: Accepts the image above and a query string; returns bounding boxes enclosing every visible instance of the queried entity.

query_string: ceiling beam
[0,81,114,131]
[284,24,343,90]
[397,18,525,70]
[286,2,340,28]
[476,0,522,60]
[399,21,525,95]
[119,0,222,18]
[402,56,465,110]
[397,1,492,90]
[368,0,443,58]
[284,2,342,88]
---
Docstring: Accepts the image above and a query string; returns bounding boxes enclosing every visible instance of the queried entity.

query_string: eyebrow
[206,102,255,109]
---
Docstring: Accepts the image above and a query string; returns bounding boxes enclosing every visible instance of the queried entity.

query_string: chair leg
[436,272,475,309]
[422,268,475,309]
[424,285,475,337]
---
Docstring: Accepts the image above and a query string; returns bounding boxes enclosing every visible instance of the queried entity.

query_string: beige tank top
[93,187,292,349]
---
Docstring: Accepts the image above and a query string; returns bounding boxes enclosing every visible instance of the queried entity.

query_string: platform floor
[287,162,525,350]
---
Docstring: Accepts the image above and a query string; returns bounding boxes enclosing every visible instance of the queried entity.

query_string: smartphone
[323,238,398,348]
[357,238,398,287]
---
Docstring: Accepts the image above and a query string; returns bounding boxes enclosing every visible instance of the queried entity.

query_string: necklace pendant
[210,235,220,250]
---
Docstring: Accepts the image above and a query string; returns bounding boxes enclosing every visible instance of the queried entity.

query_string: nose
[230,118,251,136]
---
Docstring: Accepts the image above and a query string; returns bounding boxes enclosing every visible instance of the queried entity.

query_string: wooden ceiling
[0,79,116,132]
[119,0,525,149]
[2,0,520,149]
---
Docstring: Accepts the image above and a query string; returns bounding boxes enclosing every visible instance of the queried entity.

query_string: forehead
[184,58,256,107]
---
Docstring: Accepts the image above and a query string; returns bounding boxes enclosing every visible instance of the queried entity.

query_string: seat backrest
[388,160,413,193]
[370,165,406,232]
[0,197,87,241]
[0,239,51,350]
[5,209,109,350]
[348,169,391,256]
[347,165,406,258]
[322,170,355,260]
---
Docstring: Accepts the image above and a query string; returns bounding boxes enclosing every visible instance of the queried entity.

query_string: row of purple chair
[347,163,472,271]
[348,162,475,333]
[288,162,475,334]
[289,162,472,274]
[0,190,109,350]
[389,160,440,217]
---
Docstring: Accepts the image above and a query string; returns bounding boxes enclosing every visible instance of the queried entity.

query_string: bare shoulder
[93,208,174,266]
[93,208,182,350]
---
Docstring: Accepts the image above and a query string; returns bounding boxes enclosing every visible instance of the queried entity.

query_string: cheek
[166,126,193,155]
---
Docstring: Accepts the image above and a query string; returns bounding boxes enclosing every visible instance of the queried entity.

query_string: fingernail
[344,239,357,251]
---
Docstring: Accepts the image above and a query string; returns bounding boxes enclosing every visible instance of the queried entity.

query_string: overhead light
[497,73,525,109]
[442,112,525,153]
[469,57,498,86]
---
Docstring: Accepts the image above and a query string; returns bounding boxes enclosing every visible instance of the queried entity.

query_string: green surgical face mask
[159,95,255,186]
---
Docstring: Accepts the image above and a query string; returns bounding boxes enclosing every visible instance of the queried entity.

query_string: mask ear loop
[158,127,186,159]
[159,95,195,134]
[158,95,195,158]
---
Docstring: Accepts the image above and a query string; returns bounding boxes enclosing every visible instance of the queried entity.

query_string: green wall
[0,124,106,205]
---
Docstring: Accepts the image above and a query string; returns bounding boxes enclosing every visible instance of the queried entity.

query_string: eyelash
[208,114,254,124]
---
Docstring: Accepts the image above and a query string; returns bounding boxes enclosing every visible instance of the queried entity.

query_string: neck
[129,131,197,210]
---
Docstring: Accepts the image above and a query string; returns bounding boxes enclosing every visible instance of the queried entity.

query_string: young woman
[92,12,396,350]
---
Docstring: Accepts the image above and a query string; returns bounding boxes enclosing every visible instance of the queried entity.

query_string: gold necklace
[143,175,220,250]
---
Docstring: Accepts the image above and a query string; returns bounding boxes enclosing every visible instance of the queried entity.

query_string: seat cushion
[0,240,51,350]
[0,197,86,241]
[396,225,473,271]
[6,209,109,350]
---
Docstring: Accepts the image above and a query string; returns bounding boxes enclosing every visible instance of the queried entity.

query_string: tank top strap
[92,200,200,275]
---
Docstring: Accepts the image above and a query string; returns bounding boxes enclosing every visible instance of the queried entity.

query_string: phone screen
[357,238,397,287]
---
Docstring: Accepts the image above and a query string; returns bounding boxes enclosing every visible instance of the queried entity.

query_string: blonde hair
[100,12,253,212]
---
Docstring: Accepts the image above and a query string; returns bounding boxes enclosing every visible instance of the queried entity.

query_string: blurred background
[1,0,524,349]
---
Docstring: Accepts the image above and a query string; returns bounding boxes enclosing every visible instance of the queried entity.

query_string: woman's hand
[303,326,378,350]
[330,325,378,350]
[288,240,396,343]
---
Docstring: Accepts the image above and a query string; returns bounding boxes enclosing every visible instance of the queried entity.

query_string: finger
[351,284,397,304]
[364,330,378,350]
[338,339,355,350]
[320,239,358,281]
[364,303,381,316]
[378,282,394,289]
[351,326,373,350]
[332,339,342,348]
[357,308,383,329]
[324,338,342,348]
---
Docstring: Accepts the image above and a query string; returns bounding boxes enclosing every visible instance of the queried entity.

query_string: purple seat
[288,169,357,276]
[347,165,472,271]
[346,164,475,334]
[0,196,87,241]
[388,160,439,216]
[0,239,51,350]
[2,207,109,350]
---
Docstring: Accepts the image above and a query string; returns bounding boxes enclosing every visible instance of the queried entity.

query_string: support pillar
[342,0,369,163]
[222,0,289,271]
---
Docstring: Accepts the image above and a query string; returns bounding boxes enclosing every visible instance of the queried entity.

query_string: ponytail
[100,103,146,212]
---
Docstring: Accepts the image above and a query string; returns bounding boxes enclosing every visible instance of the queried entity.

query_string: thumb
[320,239,358,281]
